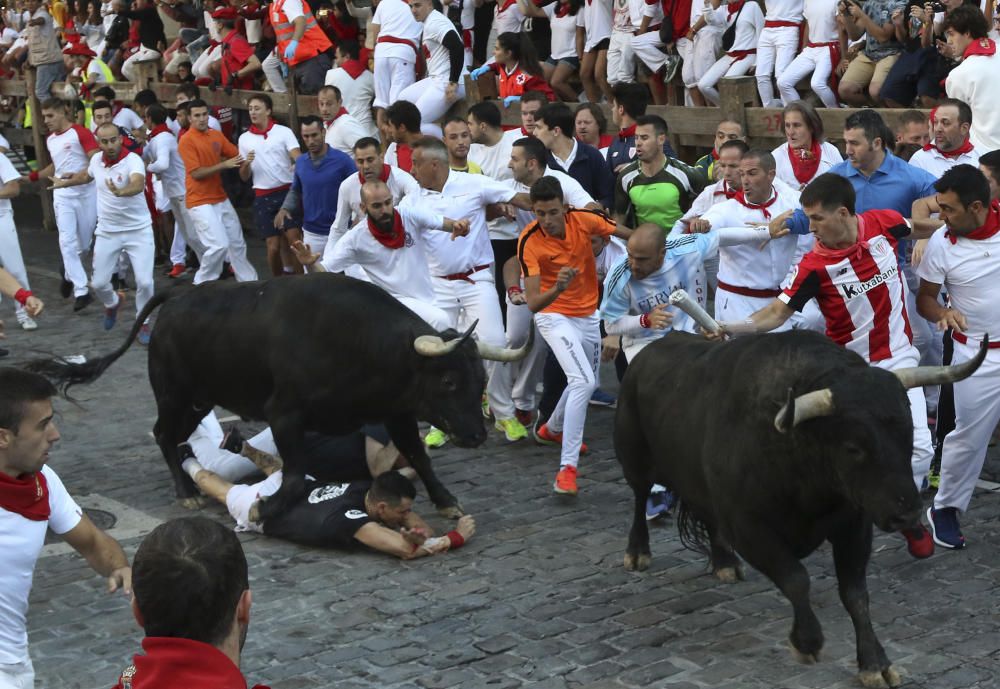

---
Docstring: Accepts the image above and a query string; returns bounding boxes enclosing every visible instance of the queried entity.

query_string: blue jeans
[34,61,67,99]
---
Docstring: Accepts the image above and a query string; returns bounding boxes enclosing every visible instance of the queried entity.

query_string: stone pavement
[4,210,1000,689]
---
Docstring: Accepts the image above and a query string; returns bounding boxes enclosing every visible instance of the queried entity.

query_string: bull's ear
[775,388,796,433]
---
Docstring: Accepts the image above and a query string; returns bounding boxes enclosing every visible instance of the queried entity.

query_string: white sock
[181,457,205,481]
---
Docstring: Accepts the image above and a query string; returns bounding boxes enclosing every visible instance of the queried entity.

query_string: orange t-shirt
[178,128,239,209]
[517,209,616,317]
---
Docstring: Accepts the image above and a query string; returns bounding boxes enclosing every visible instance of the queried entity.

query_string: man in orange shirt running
[178,99,258,285]
[518,176,632,495]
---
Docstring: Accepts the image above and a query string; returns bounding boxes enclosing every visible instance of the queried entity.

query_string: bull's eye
[842,442,866,462]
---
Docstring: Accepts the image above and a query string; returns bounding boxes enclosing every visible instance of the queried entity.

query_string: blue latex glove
[503,95,521,107]
[469,64,491,79]
[785,208,811,235]
[283,39,299,60]
[279,62,289,79]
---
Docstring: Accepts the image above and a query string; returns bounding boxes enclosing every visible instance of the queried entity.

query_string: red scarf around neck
[714,180,738,199]
[396,143,414,172]
[329,107,349,123]
[0,470,50,521]
[359,164,391,184]
[340,58,367,79]
[963,37,996,59]
[148,123,172,140]
[248,119,275,139]
[368,210,406,249]
[710,148,719,160]
[923,139,975,159]
[618,123,636,141]
[727,0,745,19]
[788,138,822,185]
[555,0,571,16]
[102,147,130,167]
[812,213,873,261]
[946,199,1000,244]
[735,187,778,219]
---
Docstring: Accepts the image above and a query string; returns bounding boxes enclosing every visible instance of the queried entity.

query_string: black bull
[615,330,986,688]
[29,274,532,520]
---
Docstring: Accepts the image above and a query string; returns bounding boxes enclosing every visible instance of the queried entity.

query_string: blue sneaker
[137,323,152,345]
[102,292,124,331]
[589,388,617,408]
[645,490,674,521]
[927,506,966,549]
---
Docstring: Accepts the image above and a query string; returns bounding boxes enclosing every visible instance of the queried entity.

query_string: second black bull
[29,273,532,520]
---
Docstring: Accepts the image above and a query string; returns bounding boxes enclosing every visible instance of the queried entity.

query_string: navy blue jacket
[547,140,614,209]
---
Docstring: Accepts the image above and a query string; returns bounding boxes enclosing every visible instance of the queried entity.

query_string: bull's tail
[25,290,174,394]
[675,500,712,557]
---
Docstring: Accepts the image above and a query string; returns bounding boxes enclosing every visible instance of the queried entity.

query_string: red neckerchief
[924,138,975,159]
[714,181,738,199]
[248,119,275,139]
[727,0,745,19]
[0,470,50,521]
[102,147,130,167]
[148,124,171,139]
[368,210,406,249]
[359,164,391,184]
[598,133,614,149]
[555,1,571,16]
[396,143,413,171]
[788,139,822,185]
[735,187,778,219]
[947,199,1000,244]
[711,148,719,160]
[520,126,531,136]
[618,124,636,141]
[331,107,349,122]
[813,214,873,261]
[963,37,996,59]
[340,58,367,79]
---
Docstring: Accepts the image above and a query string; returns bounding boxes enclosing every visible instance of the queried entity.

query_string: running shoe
[220,426,244,454]
[102,292,124,330]
[928,506,966,549]
[137,324,152,345]
[515,408,533,426]
[589,389,617,407]
[481,392,493,420]
[901,524,935,559]
[495,417,528,442]
[60,275,72,298]
[927,470,940,489]
[533,422,588,454]
[167,263,187,278]
[424,426,449,449]
[73,293,93,312]
[19,316,37,331]
[553,465,578,495]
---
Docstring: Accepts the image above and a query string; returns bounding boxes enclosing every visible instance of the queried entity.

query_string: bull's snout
[451,427,488,448]
[877,505,923,533]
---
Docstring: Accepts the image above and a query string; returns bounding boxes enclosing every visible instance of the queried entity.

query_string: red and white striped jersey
[780,209,913,363]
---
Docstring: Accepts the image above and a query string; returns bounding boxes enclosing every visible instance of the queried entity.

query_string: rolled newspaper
[669,289,723,335]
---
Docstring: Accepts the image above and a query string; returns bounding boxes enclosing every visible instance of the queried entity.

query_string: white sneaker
[19,317,37,331]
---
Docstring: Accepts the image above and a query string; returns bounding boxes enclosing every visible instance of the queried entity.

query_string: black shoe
[220,262,234,280]
[73,293,93,312]
[110,273,122,291]
[60,276,73,299]
[220,426,244,455]
[0,347,8,358]
[178,442,196,462]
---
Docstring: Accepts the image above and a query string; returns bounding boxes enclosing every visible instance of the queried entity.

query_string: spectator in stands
[368,0,422,122]
[24,0,66,99]
[116,0,166,82]
[516,0,583,101]
[469,32,555,105]
[896,108,931,146]
[575,103,613,158]
[694,119,745,180]
[943,5,1000,153]
[213,7,262,92]
[382,99,423,171]
[318,84,368,155]
[535,103,614,209]
[267,0,334,95]
[111,517,265,689]
[65,43,113,97]
[697,0,766,106]
[580,0,612,104]
[607,82,676,176]
[397,0,467,128]
[775,0,843,109]
[325,39,377,138]
[772,100,844,190]
[838,0,904,106]
[675,0,723,107]
[755,0,806,108]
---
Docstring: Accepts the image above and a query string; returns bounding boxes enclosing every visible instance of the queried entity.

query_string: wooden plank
[25,68,55,231]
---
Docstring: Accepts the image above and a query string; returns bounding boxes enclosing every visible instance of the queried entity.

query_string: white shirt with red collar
[329,164,420,243]
[671,178,741,235]
[325,66,378,138]
[324,109,369,156]
[907,141,980,179]
[946,38,1000,152]
[494,0,524,34]
[237,120,299,191]
[87,150,149,232]
[47,124,98,198]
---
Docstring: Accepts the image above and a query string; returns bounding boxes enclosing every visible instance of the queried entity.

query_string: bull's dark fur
[28,274,488,519]
[616,330,932,686]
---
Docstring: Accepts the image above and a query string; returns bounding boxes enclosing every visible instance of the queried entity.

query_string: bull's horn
[774,387,836,433]
[413,320,480,358]
[477,326,534,362]
[893,334,989,389]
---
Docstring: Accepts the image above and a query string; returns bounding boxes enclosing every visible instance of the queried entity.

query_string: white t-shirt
[583,0,613,47]
[144,129,186,199]
[763,0,803,22]
[0,154,19,215]
[544,4,584,60]
[494,0,524,33]
[330,166,420,242]
[398,170,516,275]
[804,0,839,43]
[113,107,144,133]
[372,0,423,60]
[325,67,378,137]
[324,206,442,303]
[238,122,298,190]
[47,124,98,199]
[0,466,83,665]
[325,112,370,156]
[88,151,151,232]
[908,146,980,180]
[511,166,595,231]
[421,10,465,82]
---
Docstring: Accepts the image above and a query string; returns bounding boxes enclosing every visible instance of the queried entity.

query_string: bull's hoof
[179,496,207,510]
[789,645,820,665]
[624,552,650,571]
[859,667,902,689]
[713,566,743,584]
[437,504,465,519]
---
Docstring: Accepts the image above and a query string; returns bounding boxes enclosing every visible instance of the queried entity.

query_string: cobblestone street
[5,210,1000,689]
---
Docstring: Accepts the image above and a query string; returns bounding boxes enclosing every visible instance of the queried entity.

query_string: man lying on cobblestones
[0,368,131,689]
[113,517,269,689]
[180,445,476,559]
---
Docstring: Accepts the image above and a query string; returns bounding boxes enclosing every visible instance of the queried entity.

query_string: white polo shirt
[372,0,422,61]
[908,145,980,180]
[0,466,83,665]
[144,129,186,199]
[237,122,298,191]
[331,166,420,242]
[88,150,150,232]
[325,112,369,156]
[323,206,442,303]
[399,170,516,275]
[470,127,522,241]
[47,124,98,199]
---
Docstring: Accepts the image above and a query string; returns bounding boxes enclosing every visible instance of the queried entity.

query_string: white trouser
[776,44,839,109]
[905,280,943,411]
[677,30,722,90]
[92,227,155,317]
[54,192,97,296]
[607,29,637,85]
[874,346,935,490]
[936,341,1000,512]
[506,298,548,411]
[262,52,288,93]
[373,55,417,109]
[248,426,279,455]
[188,200,258,284]
[697,53,756,106]
[192,44,222,80]
[0,657,33,689]
[122,45,162,81]
[227,471,282,531]
[714,287,793,331]
[187,410,259,482]
[397,76,464,127]
[534,311,601,468]
[399,296,452,331]
[632,31,668,72]
[755,25,800,107]
[302,230,328,273]
[0,211,31,322]
[432,270,516,420]
[170,226,187,265]
[168,195,205,263]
